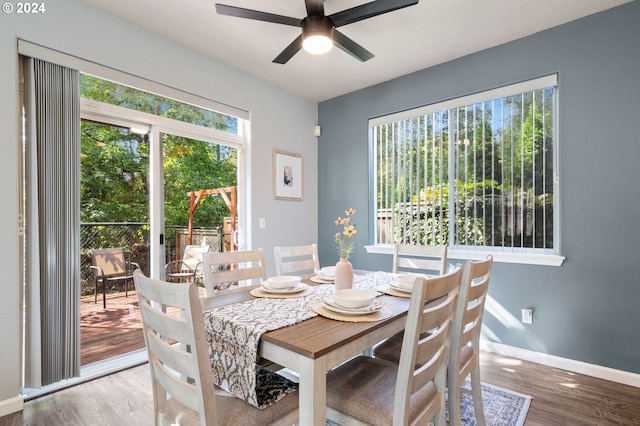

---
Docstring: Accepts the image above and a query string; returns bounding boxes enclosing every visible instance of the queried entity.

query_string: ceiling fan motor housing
[302,15,334,41]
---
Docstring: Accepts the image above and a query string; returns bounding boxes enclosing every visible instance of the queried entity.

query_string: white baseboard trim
[0,395,23,418]
[481,340,640,389]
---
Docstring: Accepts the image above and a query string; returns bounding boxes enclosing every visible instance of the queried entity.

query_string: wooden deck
[80,287,207,366]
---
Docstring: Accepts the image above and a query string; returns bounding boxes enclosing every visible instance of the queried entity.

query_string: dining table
[200,271,412,426]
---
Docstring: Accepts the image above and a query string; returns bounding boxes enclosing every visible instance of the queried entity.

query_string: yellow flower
[334,207,357,259]
[343,225,356,237]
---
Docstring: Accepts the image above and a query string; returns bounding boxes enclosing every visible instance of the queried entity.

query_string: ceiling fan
[215,0,419,64]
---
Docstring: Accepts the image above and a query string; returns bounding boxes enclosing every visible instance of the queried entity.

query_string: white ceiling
[80,0,631,102]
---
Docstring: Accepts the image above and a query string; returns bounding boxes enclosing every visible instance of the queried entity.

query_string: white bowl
[394,274,419,290]
[333,289,376,309]
[320,266,335,278]
[267,275,301,289]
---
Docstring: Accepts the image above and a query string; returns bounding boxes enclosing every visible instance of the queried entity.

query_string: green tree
[79,75,238,228]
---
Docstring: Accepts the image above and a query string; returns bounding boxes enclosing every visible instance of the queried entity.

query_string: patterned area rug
[325,380,531,426]
[454,381,532,426]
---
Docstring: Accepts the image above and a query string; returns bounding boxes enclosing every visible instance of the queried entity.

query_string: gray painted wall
[318,2,640,374]
[0,0,317,407]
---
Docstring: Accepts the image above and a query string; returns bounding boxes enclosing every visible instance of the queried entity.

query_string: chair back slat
[274,244,320,276]
[202,249,267,296]
[393,243,448,275]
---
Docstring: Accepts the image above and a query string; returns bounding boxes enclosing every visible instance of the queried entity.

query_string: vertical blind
[23,58,81,387]
[371,75,557,254]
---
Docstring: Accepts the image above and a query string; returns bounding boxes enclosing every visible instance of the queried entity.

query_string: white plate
[310,276,333,283]
[322,296,384,316]
[260,282,308,294]
[388,282,413,293]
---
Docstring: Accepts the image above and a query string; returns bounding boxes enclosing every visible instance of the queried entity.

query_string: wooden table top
[200,274,411,360]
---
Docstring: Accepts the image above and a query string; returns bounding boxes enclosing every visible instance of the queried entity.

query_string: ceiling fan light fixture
[303,34,333,55]
[302,15,334,55]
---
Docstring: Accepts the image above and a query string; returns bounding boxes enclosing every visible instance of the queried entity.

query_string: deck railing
[80,222,224,295]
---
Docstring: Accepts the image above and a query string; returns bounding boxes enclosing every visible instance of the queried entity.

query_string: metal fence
[80,222,224,295]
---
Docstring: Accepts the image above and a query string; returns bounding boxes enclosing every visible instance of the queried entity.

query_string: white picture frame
[273,149,303,200]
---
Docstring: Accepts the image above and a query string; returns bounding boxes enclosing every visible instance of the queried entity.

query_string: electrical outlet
[259,218,266,229]
[521,308,533,324]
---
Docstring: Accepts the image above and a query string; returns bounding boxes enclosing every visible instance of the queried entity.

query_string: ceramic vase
[334,257,354,290]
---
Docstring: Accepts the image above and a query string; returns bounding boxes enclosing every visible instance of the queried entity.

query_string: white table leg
[298,355,326,426]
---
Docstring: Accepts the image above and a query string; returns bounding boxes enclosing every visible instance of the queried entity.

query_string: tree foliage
[79,75,238,228]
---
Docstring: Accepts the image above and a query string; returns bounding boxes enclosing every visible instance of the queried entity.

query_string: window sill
[364,245,565,267]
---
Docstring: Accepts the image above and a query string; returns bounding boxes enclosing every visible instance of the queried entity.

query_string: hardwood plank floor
[2,350,639,425]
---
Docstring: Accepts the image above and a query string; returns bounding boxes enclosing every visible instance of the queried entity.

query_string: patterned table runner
[202,273,392,408]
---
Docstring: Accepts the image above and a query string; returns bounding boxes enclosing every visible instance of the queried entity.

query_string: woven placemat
[376,284,412,298]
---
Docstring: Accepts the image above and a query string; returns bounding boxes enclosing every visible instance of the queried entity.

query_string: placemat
[376,284,412,298]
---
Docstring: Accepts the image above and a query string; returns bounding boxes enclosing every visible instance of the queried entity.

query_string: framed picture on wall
[273,149,303,200]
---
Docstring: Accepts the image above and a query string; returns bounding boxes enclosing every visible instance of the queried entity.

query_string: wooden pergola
[186,186,236,250]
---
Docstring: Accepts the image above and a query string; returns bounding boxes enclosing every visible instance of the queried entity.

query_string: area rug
[454,380,532,426]
[324,380,531,426]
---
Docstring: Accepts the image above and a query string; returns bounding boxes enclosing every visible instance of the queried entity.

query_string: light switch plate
[521,308,533,324]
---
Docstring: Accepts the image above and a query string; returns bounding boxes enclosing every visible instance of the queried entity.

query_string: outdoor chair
[165,244,210,283]
[90,248,140,309]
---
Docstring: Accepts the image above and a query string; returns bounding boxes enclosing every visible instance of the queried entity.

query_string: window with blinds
[370,75,558,254]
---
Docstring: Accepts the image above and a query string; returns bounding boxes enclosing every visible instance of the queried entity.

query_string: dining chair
[165,244,210,283]
[447,255,493,426]
[373,256,494,426]
[133,270,299,426]
[202,248,267,297]
[90,248,140,309]
[371,243,448,364]
[325,265,464,426]
[393,242,448,275]
[273,243,320,276]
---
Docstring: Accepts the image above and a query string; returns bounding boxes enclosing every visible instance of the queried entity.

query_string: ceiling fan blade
[332,29,374,62]
[304,0,324,17]
[273,35,304,64]
[330,0,419,27]
[215,4,301,27]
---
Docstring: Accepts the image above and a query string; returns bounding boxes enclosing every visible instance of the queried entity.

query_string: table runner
[202,274,387,408]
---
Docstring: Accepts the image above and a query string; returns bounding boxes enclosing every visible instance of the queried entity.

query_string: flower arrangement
[334,208,357,259]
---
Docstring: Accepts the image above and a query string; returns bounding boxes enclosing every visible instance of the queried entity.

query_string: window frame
[366,75,564,266]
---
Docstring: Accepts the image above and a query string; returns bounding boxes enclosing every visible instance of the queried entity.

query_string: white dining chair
[325,265,464,426]
[373,256,494,426]
[447,255,493,426]
[371,243,448,363]
[202,248,267,297]
[393,242,448,275]
[273,243,320,276]
[133,270,299,425]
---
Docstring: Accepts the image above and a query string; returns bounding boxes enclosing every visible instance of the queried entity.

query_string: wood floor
[80,287,207,365]
[2,350,639,425]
